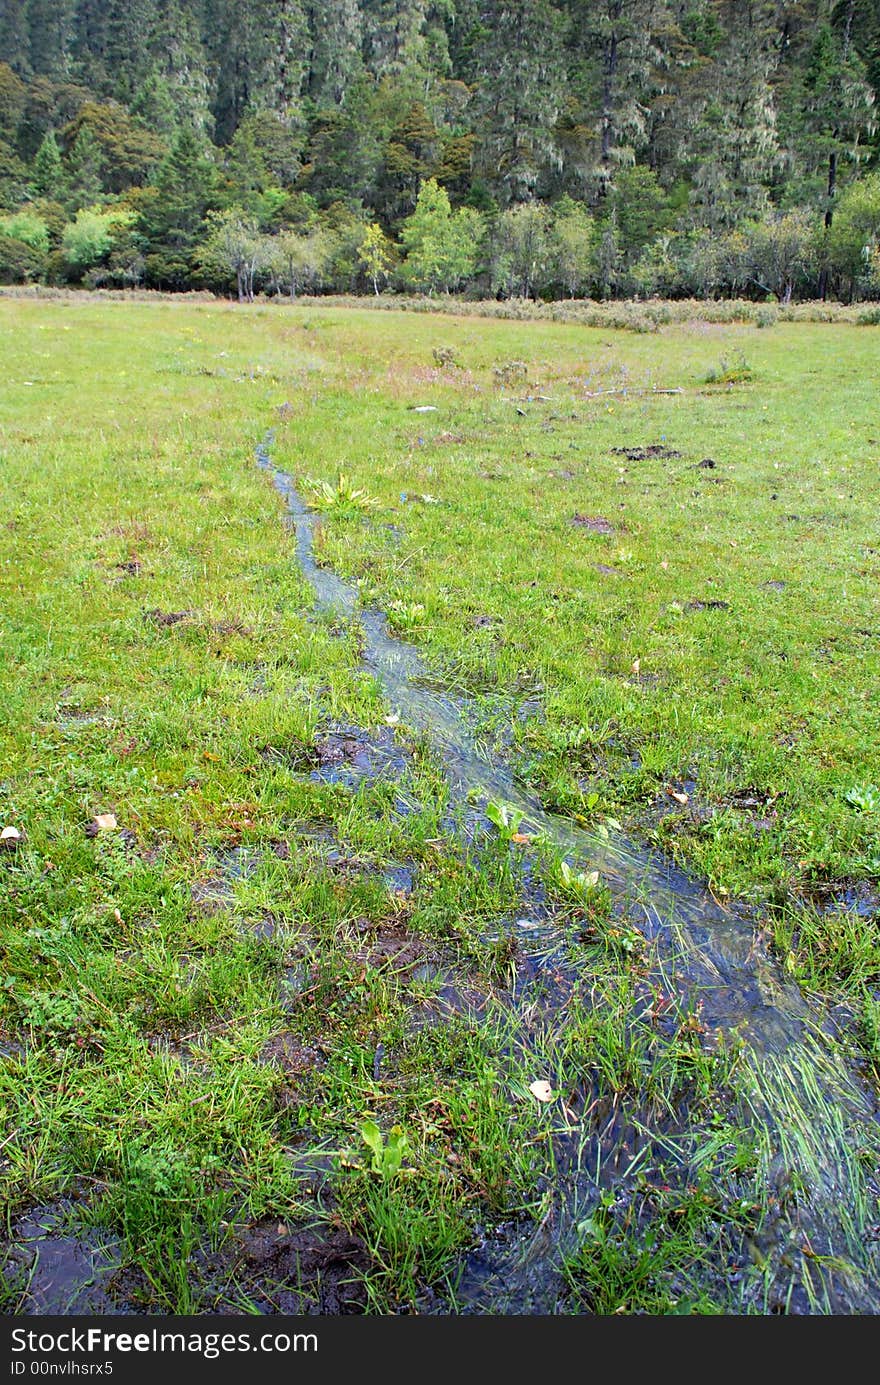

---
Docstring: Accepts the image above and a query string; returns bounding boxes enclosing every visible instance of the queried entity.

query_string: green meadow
[0,296,878,1314]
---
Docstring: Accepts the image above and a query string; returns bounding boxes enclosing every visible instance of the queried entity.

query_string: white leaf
[528,1080,555,1103]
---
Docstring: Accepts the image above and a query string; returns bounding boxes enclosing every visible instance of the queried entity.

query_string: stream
[256,433,880,1315]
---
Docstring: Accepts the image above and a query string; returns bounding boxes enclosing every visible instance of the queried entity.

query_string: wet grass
[1,297,879,1315]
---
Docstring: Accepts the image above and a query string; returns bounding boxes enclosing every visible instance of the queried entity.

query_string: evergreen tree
[305,0,364,107]
[64,123,104,207]
[139,125,217,284]
[26,0,76,78]
[685,1,781,229]
[376,100,440,221]
[471,0,565,204]
[148,1,213,138]
[31,129,63,198]
[564,0,667,194]
[0,2,30,78]
[210,0,307,145]
[131,72,180,144]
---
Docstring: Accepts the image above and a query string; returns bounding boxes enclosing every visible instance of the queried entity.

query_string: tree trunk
[600,26,619,189]
[818,150,838,300]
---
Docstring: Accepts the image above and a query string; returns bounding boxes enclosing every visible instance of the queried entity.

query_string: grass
[0,294,878,1315]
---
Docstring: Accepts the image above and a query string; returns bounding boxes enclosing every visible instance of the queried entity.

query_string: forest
[1,1,879,302]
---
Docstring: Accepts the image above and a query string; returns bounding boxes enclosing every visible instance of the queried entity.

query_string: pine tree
[148,1,213,139]
[210,0,307,145]
[65,124,104,208]
[0,2,30,78]
[471,0,566,204]
[361,1,444,80]
[131,72,180,143]
[26,0,76,78]
[305,0,364,107]
[139,125,217,285]
[31,128,63,198]
[564,0,668,195]
[685,1,781,229]
[103,0,159,103]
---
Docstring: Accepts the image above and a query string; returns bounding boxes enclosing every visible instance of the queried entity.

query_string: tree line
[1,1,879,301]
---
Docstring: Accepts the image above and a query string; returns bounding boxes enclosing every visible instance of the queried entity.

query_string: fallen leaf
[511,833,532,845]
[113,908,123,924]
[88,814,118,836]
[666,788,689,806]
[528,1080,555,1103]
[660,560,669,570]
[631,657,641,674]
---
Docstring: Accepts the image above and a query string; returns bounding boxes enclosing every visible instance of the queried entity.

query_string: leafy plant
[844,783,880,812]
[704,353,754,385]
[386,599,426,632]
[343,1120,410,1178]
[304,473,380,515]
[485,799,526,839]
[492,360,528,387]
[558,859,601,896]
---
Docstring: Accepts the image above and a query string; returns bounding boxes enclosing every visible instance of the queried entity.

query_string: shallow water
[257,434,880,1314]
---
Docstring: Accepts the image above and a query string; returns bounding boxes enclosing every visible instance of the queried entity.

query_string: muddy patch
[410,963,490,1026]
[610,444,682,461]
[796,878,879,921]
[191,844,267,913]
[4,1203,122,1315]
[211,618,254,638]
[143,608,196,627]
[684,599,731,613]
[571,514,616,535]
[115,558,145,577]
[261,1031,325,1076]
[261,725,409,789]
[210,1219,371,1314]
[261,1030,326,1109]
